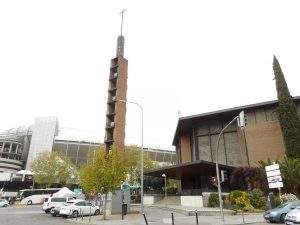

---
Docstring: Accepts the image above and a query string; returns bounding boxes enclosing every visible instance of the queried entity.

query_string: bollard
[241,210,245,224]
[81,208,84,221]
[89,206,91,223]
[195,210,199,225]
[143,213,149,225]
[171,212,174,225]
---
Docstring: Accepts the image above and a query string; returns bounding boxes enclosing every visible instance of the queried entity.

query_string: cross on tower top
[119,9,127,36]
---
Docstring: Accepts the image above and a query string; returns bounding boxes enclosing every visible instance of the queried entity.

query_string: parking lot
[0,205,71,225]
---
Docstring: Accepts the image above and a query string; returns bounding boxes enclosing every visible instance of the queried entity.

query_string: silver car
[264,201,300,223]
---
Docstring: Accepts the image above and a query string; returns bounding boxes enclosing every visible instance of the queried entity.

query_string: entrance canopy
[145,160,235,180]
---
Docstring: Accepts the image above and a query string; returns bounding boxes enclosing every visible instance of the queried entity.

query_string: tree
[279,157,300,195]
[230,167,268,193]
[31,151,78,187]
[273,55,300,158]
[124,145,154,185]
[79,146,127,220]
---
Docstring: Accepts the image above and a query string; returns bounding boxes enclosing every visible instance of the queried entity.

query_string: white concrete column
[15,144,19,154]
[9,143,12,153]
[1,142,4,152]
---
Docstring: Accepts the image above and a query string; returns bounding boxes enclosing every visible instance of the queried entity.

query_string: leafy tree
[230,167,268,192]
[31,151,78,187]
[279,157,300,195]
[124,145,154,185]
[79,146,127,219]
[273,55,300,158]
[256,157,300,196]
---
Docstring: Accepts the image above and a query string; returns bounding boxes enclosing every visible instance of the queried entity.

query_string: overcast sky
[0,0,299,150]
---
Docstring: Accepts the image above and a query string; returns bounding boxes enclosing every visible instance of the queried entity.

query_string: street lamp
[118,99,144,214]
[215,111,245,222]
[162,173,167,203]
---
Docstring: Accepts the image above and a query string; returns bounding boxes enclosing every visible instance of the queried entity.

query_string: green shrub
[228,190,251,210]
[274,195,282,207]
[248,188,266,209]
[228,190,247,205]
[243,204,255,212]
[236,195,251,210]
[208,193,219,207]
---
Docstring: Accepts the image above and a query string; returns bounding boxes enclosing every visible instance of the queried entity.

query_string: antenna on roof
[119,9,127,36]
[116,9,127,57]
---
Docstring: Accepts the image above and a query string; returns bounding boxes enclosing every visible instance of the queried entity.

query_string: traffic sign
[269,182,283,189]
[265,163,283,189]
[267,176,282,183]
[265,164,280,172]
[266,169,281,177]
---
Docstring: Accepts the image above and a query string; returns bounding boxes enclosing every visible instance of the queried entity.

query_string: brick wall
[244,121,285,166]
[113,56,128,151]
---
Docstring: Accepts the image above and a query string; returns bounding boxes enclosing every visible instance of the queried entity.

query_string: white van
[42,197,74,213]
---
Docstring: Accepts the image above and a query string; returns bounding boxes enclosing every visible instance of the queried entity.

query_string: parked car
[42,197,75,213]
[285,205,300,225]
[50,199,77,217]
[0,199,9,207]
[264,201,300,223]
[59,200,100,218]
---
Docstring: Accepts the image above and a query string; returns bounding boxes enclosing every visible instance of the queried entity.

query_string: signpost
[265,163,283,191]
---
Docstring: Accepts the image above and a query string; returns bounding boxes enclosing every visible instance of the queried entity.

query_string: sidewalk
[69,207,266,225]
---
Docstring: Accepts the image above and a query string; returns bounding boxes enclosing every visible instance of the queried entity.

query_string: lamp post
[118,99,144,214]
[215,111,245,222]
[162,173,167,204]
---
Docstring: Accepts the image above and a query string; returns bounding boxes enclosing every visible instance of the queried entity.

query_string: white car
[0,199,9,207]
[42,197,75,213]
[59,200,100,218]
[285,205,300,225]
[21,194,49,205]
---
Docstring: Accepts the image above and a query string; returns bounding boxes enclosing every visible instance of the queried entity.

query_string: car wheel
[27,200,33,205]
[94,209,100,215]
[72,211,79,218]
[280,213,286,223]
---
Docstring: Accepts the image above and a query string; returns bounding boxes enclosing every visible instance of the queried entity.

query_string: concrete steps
[154,196,181,206]
[147,204,235,216]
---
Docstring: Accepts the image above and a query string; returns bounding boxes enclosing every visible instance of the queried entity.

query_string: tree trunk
[103,193,107,220]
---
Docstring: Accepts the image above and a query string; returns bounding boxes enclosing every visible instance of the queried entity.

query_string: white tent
[52,187,75,197]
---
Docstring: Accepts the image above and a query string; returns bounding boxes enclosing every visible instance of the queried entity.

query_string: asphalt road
[0,205,71,225]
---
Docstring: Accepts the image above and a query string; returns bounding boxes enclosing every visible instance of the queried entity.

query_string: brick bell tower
[104,11,128,152]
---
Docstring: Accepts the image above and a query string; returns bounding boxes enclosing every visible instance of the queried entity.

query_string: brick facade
[174,98,300,167]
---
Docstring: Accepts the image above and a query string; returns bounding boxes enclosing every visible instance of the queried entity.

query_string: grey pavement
[0,205,71,225]
[0,204,282,225]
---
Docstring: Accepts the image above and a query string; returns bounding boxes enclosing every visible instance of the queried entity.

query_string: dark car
[264,201,300,223]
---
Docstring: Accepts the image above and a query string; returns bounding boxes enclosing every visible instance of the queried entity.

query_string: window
[75,201,86,206]
[52,198,66,202]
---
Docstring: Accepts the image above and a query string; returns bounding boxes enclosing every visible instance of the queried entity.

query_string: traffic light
[237,110,248,128]
[211,176,218,187]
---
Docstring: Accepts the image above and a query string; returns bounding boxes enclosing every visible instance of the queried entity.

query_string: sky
[0,0,299,150]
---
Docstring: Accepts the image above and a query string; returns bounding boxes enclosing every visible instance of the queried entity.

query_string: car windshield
[277,203,289,208]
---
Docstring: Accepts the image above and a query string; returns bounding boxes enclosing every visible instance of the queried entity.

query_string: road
[0,204,277,225]
[0,205,70,225]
